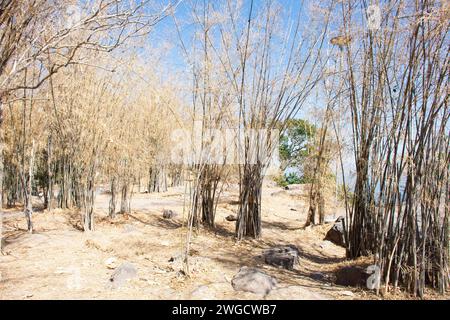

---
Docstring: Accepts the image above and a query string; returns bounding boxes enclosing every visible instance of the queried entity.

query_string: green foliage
[274,172,312,187]
[279,119,316,171]
[273,174,289,187]
[285,172,302,184]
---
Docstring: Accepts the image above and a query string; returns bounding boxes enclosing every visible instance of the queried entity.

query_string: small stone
[161,240,170,246]
[168,253,182,263]
[22,293,34,299]
[225,214,237,222]
[105,257,118,269]
[54,267,68,274]
[176,270,187,278]
[310,272,328,281]
[163,209,178,219]
[340,290,355,297]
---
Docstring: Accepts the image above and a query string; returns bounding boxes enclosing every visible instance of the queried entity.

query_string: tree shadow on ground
[204,234,346,293]
[128,212,182,229]
[296,246,346,265]
[207,248,337,292]
[261,220,303,231]
[2,229,51,250]
[203,223,235,238]
[66,210,83,231]
[128,211,182,229]
[152,216,182,229]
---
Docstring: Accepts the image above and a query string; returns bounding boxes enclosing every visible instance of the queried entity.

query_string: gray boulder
[231,266,277,295]
[324,216,346,247]
[163,209,178,219]
[108,262,137,289]
[263,245,300,270]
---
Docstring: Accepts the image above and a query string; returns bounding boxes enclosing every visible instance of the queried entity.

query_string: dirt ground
[0,183,447,300]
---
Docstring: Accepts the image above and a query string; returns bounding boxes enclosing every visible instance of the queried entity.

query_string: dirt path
[0,184,369,300]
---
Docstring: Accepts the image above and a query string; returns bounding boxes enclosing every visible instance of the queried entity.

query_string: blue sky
[143,0,353,148]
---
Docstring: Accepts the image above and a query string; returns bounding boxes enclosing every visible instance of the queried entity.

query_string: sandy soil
[0,183,446,300]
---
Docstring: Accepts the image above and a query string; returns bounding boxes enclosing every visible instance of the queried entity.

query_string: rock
[168,253,182,263]
[284,184,303,190]
[105,257,118,269]
[335,265,370,287]
[141,277,158,286]
[263,245,300,270]
[168,253,211,274]
[190,285,216,300]
[231,266,277,295]
[324,216,346,247]
[290,208,297,211]
[163,209,177,219]
[176,270,187,278]
[54,267,68,275]
[108,262,137,288]
[340,290,355,297]
[22,293,34,299]
[284,186,290,190]
[310,272,328,282]
[225,214,237,222]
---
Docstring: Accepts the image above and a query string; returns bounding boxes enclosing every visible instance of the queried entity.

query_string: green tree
[279,119,316,172]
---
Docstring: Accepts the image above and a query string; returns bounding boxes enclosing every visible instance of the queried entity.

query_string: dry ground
[0,183,447,300]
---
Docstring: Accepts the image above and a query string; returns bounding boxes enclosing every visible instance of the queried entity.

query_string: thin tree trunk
[24,140,35,233]
[46,135,53,210]
[83,163,96,231]
[109,177,117,218]
[120,182,130,214]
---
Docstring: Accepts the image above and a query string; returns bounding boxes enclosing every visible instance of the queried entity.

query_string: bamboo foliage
[334,0,449,296]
